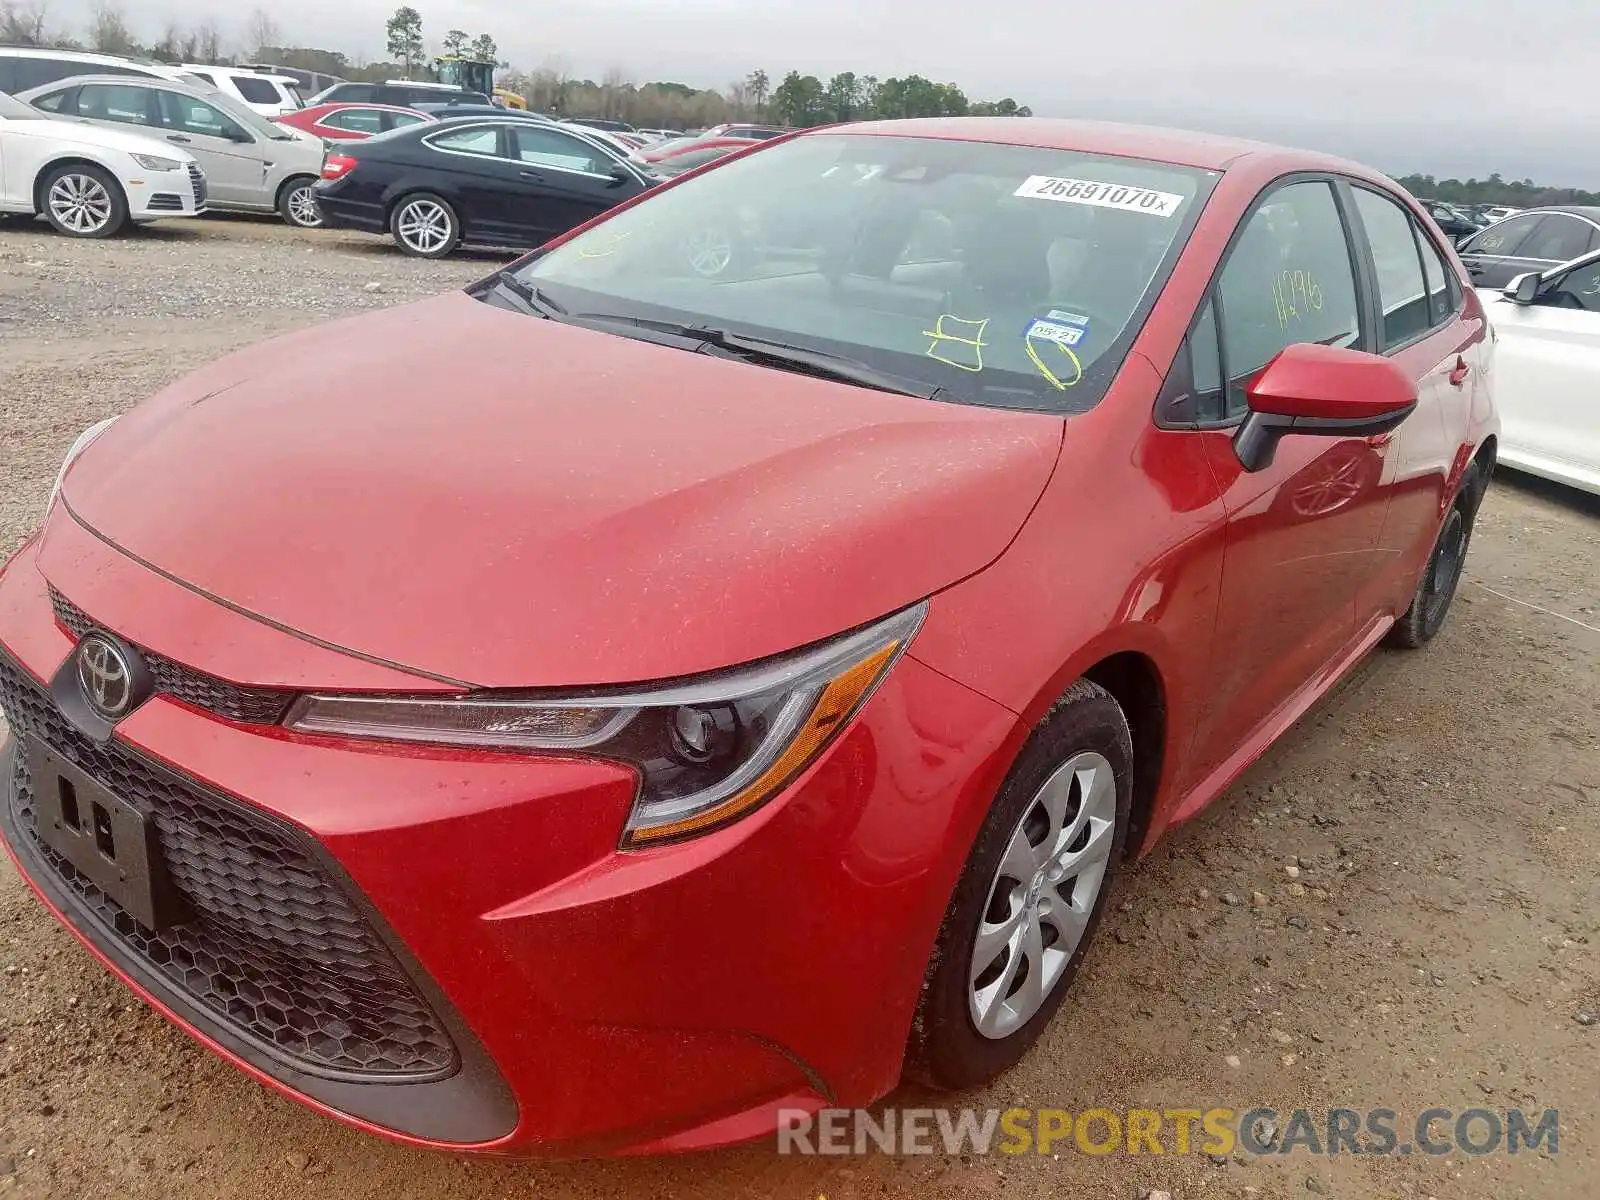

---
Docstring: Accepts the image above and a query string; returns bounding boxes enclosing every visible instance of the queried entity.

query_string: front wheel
[278,177,323,229]
[41,165,128,239]
[907,679,1133,1090]
[1387,463,1482,649]
[390,193,459,259]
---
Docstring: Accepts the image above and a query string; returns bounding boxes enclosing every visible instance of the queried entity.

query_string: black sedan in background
[1415,198,1480,241]
[1456,205,1600,289]
[315,117,663,258]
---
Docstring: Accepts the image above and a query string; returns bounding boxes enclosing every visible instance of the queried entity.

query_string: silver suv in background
[18,75,328,228]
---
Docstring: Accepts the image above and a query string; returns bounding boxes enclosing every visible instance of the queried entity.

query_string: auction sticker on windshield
[1015,176,1185,217]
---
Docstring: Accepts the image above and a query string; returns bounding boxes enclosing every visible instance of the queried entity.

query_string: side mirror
[1504,272,1542,305]
[606,165,631,187]
[1234,343,1418,473]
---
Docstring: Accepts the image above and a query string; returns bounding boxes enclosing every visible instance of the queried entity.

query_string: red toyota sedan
[0,119,1496,1157]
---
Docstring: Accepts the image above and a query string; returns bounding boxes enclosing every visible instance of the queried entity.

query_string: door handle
[1448,357,1471,388]
[1466,261,1484,275]
[518,169,544,180]
[166,134,192,144]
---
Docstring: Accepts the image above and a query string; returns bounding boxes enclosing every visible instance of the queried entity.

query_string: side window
[429,126,503,157]
[30,89,69,113]
[77,83,156,126]
[323,108,384,135]
[388,112,427,130]
[156,91,249,141]
[332,84,375,104]
[1542,260,1600,313]
[0,60,15,93]
[1414,222,1460,327]
[1460,213,1542,259]
[512,126,612,175]
[233,76,280,104]
[187,71,217,86]
[1517,215,1594,264]
[1354,188,1430,349]
[13,58,78,90]
[1215,181,1362,416]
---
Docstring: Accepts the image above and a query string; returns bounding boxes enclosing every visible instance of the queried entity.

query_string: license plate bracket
[27,740,184,932]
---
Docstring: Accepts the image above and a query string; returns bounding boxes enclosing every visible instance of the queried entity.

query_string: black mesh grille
[0,653,458,1081]
[49,589,293,725]
[188,163,207,208]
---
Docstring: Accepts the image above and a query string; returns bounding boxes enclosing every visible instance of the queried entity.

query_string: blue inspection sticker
[1024,316,1087,348]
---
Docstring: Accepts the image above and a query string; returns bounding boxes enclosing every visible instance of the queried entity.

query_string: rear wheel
[1387,463,1482,649]
[278,177,323,228]
[907,679,1133,1089]
[390,193,459,259]
[41,165,127,239]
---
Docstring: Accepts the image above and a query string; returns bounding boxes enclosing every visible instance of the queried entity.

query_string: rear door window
[233,76,282,105]
[429,126,505,158]
[76,83,158,127]
[1353,188,1431,350]
[322,108,385,135]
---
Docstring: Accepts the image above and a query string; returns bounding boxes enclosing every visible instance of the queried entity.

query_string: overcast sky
[43,0,1599,186]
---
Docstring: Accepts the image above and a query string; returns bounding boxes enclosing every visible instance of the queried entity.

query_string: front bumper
[127,165,207,221]
[0,521,1019,1156]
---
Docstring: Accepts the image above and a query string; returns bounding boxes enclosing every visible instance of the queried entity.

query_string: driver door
[151,88,265,208]
[1486,255,1600,484]
[1178,180,1393,790]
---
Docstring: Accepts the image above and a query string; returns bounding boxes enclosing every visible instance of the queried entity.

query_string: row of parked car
[0,44,788,255]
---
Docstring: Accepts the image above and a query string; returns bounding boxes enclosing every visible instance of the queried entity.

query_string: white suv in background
[0,47,192,94]
[179,65,303,117]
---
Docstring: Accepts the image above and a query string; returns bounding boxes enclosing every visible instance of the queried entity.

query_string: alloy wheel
[48,173,113,235]
[396,200,452,255]
[286,184,323,228]
[968,751,1118,1040]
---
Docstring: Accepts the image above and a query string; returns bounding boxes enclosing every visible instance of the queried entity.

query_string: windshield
[513,134,1216,412]
[0,92,45,120]
[195,85,295,140]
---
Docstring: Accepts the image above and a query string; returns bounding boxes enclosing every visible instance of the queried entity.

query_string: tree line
[1395,173,1600,210]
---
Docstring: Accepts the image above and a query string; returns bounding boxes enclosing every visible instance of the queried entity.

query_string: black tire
[1387,462,1483,649]
[277,176,323,229]
[389,192,459,259]
[906,678,1133,1090]
[39,163,128,239]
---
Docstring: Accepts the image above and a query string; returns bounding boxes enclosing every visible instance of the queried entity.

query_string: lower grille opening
[1,653,458,1082]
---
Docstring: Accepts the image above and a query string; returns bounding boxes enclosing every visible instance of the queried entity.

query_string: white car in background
[1480,253,1600,495]
[0,90,205,238]
[179,64,303,117]
[18,75,327,228]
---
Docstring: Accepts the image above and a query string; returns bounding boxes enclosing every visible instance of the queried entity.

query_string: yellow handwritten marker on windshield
[578,231,633,260]
[1024,328,1084,391]
[924,315,989,372]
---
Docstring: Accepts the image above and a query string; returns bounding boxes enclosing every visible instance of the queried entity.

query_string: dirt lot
[1,216,1597,1200]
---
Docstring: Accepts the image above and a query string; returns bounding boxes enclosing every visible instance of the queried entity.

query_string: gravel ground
[1,217,1598,1200]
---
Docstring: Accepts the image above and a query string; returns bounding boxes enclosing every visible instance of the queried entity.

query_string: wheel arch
[32,155,123,214]
[274,171,320,208]
[1081,651,1168,854]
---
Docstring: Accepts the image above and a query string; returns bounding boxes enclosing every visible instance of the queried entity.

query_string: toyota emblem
[76,634,135,720]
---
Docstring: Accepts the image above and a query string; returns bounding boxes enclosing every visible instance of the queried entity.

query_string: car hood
[60,293,1064,689]
[11,115,200,162]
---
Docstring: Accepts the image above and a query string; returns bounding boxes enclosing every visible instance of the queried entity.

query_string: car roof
[830,117,1379,175]
[18,72,205,94]
[1513,205,1600,219]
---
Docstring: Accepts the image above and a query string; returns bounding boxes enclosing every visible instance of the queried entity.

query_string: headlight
[286,603,926,847]
[50,417,118,509]
[130,154,183,172]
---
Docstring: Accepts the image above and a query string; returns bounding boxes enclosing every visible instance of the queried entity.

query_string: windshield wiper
[570,314,943,400]
[486,271,567,318]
